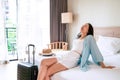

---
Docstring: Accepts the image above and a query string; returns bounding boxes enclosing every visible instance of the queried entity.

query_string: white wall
[68,0,120,49]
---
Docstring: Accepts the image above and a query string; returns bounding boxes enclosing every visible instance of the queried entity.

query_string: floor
[0,61,18,80]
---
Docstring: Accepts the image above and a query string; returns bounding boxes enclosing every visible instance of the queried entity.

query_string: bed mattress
[51,54,120,80]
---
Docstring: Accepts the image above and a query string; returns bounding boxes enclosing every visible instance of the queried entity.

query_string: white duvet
[51,54,120,80]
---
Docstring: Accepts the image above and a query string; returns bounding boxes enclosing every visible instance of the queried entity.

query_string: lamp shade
[61,12,73,23]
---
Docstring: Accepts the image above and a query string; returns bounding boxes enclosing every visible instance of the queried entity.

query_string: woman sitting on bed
[37,23,114,80]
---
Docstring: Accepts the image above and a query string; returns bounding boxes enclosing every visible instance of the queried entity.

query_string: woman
[77,23,114,71]
[37,23,114,80]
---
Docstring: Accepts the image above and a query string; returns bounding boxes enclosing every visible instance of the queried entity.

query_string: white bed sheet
[51,54,120,80]
[34,51,70,67]
[34,51,120,80]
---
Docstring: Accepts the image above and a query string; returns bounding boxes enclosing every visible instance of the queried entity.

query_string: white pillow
[97,35,120,56]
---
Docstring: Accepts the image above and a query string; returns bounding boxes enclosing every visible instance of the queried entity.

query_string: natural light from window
[17,0,50,59]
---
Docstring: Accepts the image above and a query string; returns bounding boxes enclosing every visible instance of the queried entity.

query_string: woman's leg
[88,36,114,69]
[79,35,92,71]
[86,35,103,64]
[37,58,57,80]
[80,35,103,71]
[45,63,68,80]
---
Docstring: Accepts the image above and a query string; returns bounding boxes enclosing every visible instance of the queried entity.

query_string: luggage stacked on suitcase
[17,44,38,80]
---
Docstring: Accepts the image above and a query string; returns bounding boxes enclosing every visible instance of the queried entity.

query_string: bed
[51,54,120,80]
[50,27,120,80]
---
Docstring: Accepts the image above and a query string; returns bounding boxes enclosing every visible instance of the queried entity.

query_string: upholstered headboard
[94,27,120,38]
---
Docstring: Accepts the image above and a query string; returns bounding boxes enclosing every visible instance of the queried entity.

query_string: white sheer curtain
[0,0,8,63]
[17,0,50,60]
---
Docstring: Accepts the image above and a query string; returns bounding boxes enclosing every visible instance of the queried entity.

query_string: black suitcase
[17,44,38,80]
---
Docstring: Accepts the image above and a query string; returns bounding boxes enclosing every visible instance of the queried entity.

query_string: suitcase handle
[27,44,35,65]
[28,44,35,47]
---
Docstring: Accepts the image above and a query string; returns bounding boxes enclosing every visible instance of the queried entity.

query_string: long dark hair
[77,23,94,39]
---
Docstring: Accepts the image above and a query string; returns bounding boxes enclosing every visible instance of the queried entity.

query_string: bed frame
[51,27,120,80]
[94,27,120,38]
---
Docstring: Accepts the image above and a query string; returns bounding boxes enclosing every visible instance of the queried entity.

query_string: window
[17,0,50,59]
[4,0,18,60]
[6,28,17,54]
